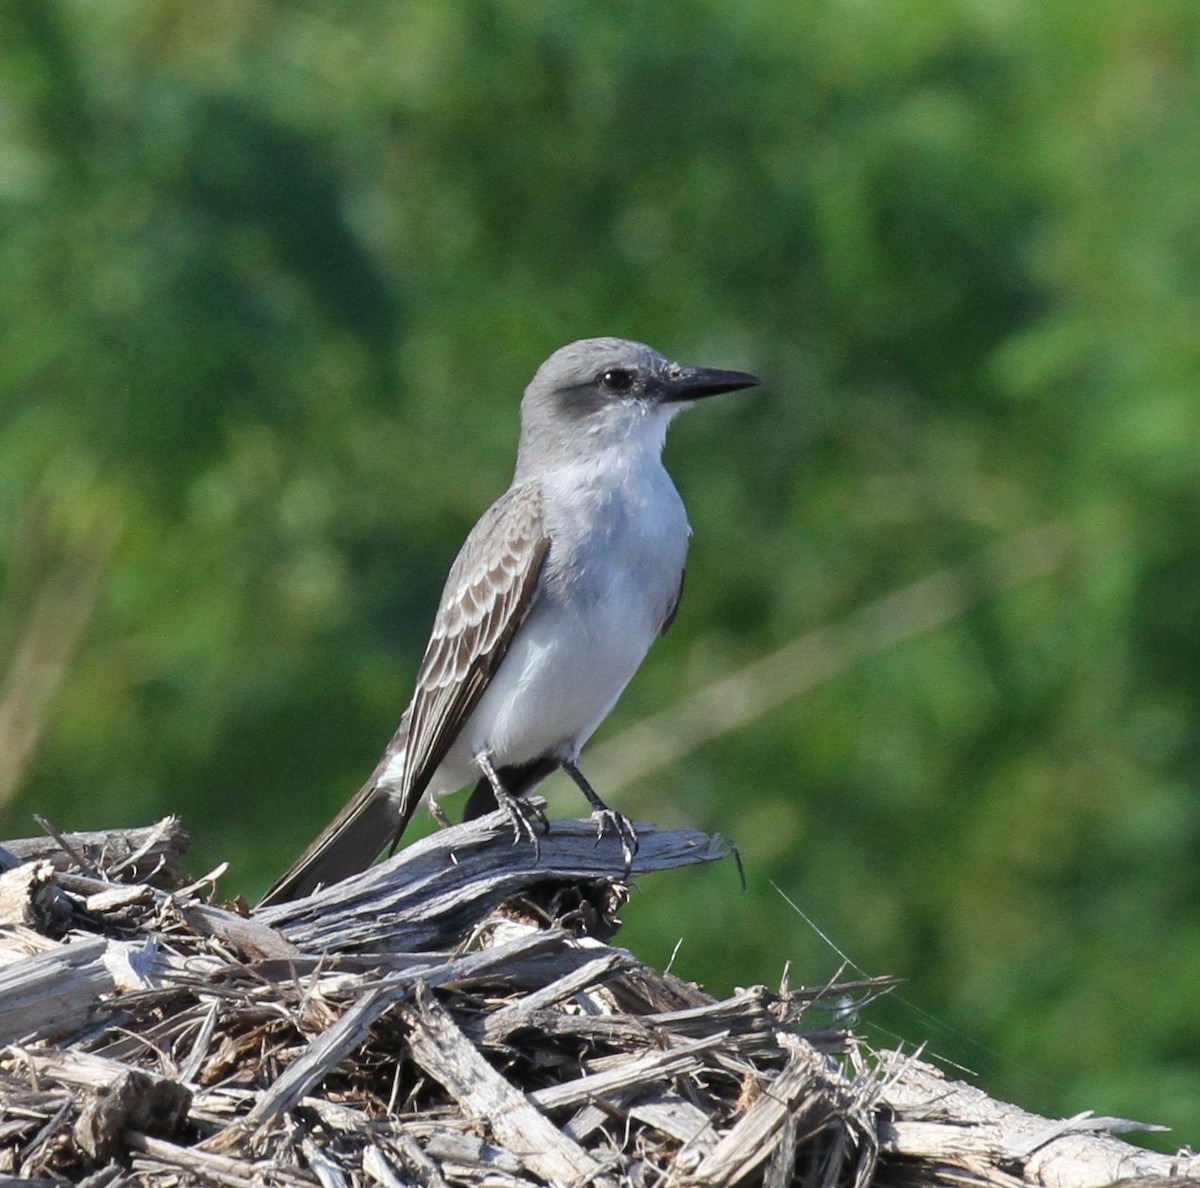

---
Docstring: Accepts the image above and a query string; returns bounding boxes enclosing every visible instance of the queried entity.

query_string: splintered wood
[0,814,1192,1187]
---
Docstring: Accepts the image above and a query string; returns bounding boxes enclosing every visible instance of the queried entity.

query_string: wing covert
[400,483,549,805]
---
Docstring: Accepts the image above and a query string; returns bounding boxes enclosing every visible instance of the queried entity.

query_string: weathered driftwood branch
[0,815,1194,1187]
[256,804,736,952]
[0,817,189,886]
[876,1056,1182,1186]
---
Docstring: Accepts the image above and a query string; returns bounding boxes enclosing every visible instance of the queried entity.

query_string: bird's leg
[561,759,638,874]
[475,750,548,856]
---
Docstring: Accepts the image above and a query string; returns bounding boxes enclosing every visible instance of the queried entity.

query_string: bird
[258,337,759,906]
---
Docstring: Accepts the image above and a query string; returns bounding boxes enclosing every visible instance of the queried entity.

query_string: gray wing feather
[400,483,549,806]
[660,566,685,635]
[256,483,548,909]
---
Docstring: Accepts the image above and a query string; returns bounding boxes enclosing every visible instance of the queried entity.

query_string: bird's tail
[256,716,416,908]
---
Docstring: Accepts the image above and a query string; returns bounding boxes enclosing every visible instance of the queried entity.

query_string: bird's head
[516,337,759,474]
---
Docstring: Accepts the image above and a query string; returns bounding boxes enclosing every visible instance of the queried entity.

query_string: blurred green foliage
[2,0,1198,1146]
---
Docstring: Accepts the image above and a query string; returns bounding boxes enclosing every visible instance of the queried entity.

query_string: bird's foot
[591,809,639,877]
[494,789,549,858]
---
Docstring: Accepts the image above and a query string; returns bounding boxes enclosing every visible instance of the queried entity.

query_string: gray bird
[258,337,758,906]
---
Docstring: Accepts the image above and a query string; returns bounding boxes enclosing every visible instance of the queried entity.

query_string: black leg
[462,756,559,821]
[475,750,549,856]
[561,758,638,874]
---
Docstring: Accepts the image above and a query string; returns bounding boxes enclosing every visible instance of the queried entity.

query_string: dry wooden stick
[529,1033,728,1113]
[127,1129,316,1187]
[259,815,733,954]
[1,818,190,886]
[402,983,613,1187]
[681,1042,873,1188]
[878,1054,1192,1188]
[483,949,635,1044]
[229,930,604,1139]
[0,936,115,1045]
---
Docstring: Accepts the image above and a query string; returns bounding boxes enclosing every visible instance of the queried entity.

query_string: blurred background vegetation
[2,0,1198,1148]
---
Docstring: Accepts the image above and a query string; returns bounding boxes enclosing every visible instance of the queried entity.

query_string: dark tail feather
[259,737,559,908]
[256,781,408,907]
[257,719,414,908]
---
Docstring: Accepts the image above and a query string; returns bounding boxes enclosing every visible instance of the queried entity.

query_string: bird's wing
[660,566,685,635]
[256,484,548,909]
[400,481,550,807]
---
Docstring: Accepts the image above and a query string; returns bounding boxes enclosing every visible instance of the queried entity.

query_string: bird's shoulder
[442,482,546,587]
[427,482,549,649]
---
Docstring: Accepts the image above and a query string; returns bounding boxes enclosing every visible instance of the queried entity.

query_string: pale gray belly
[431,531,685,791]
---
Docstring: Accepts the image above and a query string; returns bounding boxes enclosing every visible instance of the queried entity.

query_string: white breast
[430,448,690,793]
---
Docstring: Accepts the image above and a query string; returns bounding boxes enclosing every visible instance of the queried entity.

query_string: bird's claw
[591,809,639,876]
[497,792,548,858]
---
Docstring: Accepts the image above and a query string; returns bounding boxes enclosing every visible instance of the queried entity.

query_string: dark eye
[599,368,635,392]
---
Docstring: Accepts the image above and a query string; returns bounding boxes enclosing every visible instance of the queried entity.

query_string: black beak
[658,364,761,404]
